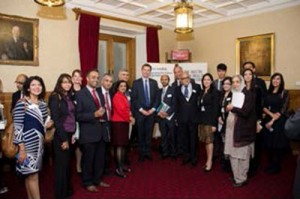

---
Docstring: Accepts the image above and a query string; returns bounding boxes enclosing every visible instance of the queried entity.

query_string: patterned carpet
[3,143,296,199]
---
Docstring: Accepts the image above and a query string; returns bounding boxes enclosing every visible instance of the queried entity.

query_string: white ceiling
[66,0,300,30]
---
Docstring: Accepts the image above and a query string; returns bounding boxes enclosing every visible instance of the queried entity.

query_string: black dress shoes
[138,155,145,162]
[145,155,153,161]
[115,169,126,178]
[181,158,190,165]
[232,180,248,188]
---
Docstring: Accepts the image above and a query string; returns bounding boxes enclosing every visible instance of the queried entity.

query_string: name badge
[192,89,196,93]
[167,94,172,98]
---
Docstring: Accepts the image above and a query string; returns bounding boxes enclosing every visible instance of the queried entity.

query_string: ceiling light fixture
[174,0,193,34]
[34,0,65,7]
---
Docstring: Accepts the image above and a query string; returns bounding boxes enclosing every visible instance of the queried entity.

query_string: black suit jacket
[158,86,175,117]
[11,90,22,112]
[75,87,107,144]
[199,88,220,127]
[174,83,201,124]
[132,78,159,115]
[96,87,113,121]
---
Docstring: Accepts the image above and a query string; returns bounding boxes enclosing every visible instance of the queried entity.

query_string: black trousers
[294,156,300,199]
[136,114,155,157]
[53,133,73,199]
[179,122,198,162]
[81,139,106,187]
[159,119,176,156]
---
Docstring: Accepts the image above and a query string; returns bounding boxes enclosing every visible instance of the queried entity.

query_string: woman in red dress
[111,80,135,178]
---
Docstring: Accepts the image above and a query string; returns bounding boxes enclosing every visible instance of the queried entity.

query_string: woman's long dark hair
[23,76,46,100]
[52,73,73,98]
[201,73,215,91]
[268,72,285,94]
[113,80,128,96]
[242,68,255,91]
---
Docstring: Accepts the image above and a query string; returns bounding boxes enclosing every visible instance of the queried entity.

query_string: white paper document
[232,93,245,108]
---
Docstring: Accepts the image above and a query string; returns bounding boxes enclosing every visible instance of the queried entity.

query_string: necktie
[91,89,100,109]
[144,79,150,107]
[161,88,166,101]
[184,86,189,98]
[104,91,111,120]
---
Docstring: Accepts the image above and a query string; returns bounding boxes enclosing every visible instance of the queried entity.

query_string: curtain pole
[72,8,162,30]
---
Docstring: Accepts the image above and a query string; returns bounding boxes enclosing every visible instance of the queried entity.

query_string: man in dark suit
[213,63,227,163]
[242,61,267,175]
[75,69,109,193]
[157,75,176,159]
[4,25,33,60]
[132,63,159,162]
[97,73,113,175]
[174,71,201,167]
[11,74,28,112]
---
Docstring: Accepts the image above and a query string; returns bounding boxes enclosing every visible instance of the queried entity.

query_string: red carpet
[2,143,296,199]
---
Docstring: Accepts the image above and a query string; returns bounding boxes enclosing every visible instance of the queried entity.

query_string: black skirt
[111,122,129,146]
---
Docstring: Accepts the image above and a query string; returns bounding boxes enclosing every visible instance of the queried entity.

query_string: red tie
[105,91,111,121]
[91,89,100,109]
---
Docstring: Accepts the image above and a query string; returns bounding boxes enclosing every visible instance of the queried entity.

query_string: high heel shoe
[123,166,131,173]
[115,169,127,178]
[203,165,213,172]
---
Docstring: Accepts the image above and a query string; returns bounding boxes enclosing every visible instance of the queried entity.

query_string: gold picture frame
[0,13,39,66]
[236,33,274,80]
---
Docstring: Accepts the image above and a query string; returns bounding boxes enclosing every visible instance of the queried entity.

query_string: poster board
[149,62,207,87]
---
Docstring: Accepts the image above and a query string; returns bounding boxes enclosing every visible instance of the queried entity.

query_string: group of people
[0,60,293,199]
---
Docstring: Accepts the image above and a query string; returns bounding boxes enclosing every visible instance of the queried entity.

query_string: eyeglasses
[223,83,232,86]
[181,77,189,80]
[15,81,25,85]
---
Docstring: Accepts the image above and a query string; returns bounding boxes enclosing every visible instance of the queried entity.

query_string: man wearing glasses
[174,71,201,167]
[11,74,28,112]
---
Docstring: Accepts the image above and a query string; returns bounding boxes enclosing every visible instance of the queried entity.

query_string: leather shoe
[181,158,190,165]
[115,169,127,178]
[86,185,98,193]
[123,166,131,173]
[99,181,110,187]
[232,180,248,188]
[145,155,152,161]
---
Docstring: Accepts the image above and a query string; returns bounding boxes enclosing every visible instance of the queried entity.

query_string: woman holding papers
[262,73,289,174]
[198,73,219,172]
[225,74,256,187]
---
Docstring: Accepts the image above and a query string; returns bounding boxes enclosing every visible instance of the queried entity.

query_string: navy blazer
[75,87,106,144]
[158,86,175,117]
[174,83,201,124]
[132,78,159,114]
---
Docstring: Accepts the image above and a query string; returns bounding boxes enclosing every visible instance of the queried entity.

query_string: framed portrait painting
[236,33,274,80]
[0,13,39,66]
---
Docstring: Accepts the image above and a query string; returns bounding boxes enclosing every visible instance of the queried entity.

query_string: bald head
[15,74,28,91]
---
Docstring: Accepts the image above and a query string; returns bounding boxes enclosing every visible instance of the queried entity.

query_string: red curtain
[146,27,160,63]
[78,14,100,85]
